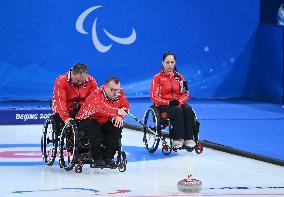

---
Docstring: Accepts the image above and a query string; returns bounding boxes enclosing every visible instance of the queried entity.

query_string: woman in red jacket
[150,51,196,149]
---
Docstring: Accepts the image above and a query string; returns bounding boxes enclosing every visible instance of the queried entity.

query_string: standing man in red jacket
[52,63,98,126]
[76,76,129,166]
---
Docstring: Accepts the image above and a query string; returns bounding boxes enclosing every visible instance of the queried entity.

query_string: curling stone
[177,174,202,193]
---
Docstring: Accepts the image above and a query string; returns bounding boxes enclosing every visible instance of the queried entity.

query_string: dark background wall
[261,0,284,24]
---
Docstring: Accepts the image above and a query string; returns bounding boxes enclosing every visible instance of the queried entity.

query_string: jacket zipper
[170,76,174,99]
[77,85,81,102]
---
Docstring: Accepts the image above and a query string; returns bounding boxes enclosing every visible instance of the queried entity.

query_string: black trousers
[52,113,65,135]
[53,104,79,133]
[78,119,122,160]
[157,104,195,140]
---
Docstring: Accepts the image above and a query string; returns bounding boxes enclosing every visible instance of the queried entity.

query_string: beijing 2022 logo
[76,5,137,53]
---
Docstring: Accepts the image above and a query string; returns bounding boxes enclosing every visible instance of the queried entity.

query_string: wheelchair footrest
[173,145,195,152]
[90,163,118,169]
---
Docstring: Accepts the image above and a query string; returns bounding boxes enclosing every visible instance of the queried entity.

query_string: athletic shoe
[173,139,184,149]
[105,159,116,166]
[183,140,196,148]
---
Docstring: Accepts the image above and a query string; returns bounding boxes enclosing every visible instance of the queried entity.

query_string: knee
[171,106,183,114]
[79,119,98,129]
[182,104,195,116]
[181,104,192,110]
[112,128,122,139]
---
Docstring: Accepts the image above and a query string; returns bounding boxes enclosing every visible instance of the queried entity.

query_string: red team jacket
[150,69,189,106]
[52,70,98,122]
[76,85,130,125]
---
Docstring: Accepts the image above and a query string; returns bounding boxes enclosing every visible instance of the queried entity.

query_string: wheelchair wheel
[193,119,200,141]
[41,115,58,166]
[118,151,127,172]
[142,106,161,153]
[59,120,78,171]
[160,120,173,155]
[192,113,203,154]
[118,163,126,172]
[161,141,172,155]
[75,161,83,173]
[195,142,203,154]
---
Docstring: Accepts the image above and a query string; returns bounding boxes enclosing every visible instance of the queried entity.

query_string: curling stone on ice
[177,174,202,193]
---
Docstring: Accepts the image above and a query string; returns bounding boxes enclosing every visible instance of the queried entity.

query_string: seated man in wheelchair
[150,51,197,149]
[76,76,129,166]
[52,63,98,125]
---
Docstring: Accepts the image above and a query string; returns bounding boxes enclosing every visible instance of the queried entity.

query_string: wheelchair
[142,105,203,155]
[58,120,127,173]
[41,114,64,166]
[41,104,80,166]
[41,115,127,173]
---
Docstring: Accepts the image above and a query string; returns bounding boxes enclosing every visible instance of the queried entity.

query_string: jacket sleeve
[76,92,120,120]
[178,75,190,105]
[150,75,169,106]
[89,76,99,91]
[52,78,70,122]
[118,90,130,119]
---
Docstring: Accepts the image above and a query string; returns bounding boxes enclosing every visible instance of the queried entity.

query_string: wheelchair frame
[142,105,203,155]
[41,116,127,173]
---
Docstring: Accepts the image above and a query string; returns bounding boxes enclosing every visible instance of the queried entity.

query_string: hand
[64,118,74,125]
[118,108,128,116]
[111,116,124,128]
[169,99,180,106]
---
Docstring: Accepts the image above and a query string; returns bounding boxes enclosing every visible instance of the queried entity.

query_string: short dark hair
[106,76,120,84]
[72,63,88,74]
[162,51,176,62]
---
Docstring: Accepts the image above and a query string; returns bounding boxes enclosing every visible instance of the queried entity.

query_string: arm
[89,75,99,91]
[76,91,120,120]
[150,76,169,106]
[178,90,189,105]
[117,90,130,119]
[112,90,130,128]
[52,78,70,122]
[177,74,189,105]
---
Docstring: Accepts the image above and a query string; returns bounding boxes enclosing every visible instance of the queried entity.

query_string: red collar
[160,69,178,78]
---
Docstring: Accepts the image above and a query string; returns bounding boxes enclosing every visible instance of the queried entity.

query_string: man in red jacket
[76,76,129,166]
[52,63,98,126]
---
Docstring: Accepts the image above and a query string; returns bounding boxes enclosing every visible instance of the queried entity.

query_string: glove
[169,99,180,106]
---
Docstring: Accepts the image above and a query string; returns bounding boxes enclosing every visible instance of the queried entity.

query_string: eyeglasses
[107,85,121,93]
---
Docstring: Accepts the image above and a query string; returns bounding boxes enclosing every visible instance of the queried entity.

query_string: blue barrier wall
[0,0,263,100]
[255,25,284,103]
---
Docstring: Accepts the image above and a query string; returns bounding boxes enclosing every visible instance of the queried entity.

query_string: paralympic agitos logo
[76,5,137,53]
